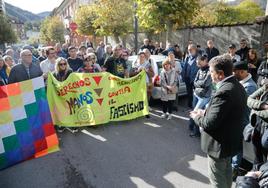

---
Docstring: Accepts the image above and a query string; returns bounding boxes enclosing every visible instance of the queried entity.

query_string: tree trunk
[266,0,268,16]
[93,33,97,48]
[114,34,120,44]
[122,35,127,48]
[166,21,172,47]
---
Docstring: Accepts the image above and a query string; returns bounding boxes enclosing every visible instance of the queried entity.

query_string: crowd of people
[1,38,268,187]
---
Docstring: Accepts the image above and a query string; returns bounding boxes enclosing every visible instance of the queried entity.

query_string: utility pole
[134,2,138,54]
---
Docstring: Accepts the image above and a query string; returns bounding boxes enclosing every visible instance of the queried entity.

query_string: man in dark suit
[190,55,247,188]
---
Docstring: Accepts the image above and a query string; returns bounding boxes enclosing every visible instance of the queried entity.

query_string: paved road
[0,99,232,188]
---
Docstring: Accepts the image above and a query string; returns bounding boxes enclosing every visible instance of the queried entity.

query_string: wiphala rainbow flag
[0,76,59,170]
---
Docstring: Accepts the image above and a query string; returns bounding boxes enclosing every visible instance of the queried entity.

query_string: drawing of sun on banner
[47,70,149,126]
[0,77,59,170]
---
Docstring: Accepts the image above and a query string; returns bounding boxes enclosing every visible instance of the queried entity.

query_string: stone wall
[107,19,268,55]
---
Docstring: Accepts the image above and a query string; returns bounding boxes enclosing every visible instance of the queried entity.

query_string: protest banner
[47,71,149,126]
[0,77,59,170]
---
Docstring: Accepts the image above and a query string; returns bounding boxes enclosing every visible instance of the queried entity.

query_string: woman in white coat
[160,59,178,120]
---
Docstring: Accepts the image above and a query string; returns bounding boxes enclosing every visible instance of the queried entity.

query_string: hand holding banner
[47,71,149,126]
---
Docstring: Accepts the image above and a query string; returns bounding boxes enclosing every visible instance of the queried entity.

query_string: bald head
[20,49,32,66]
[207,40,214,49]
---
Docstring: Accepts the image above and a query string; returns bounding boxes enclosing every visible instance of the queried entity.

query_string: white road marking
[130,177,157,188]
[149,112,162,118]
[144,122,162,128]
[153,110,190,121]
[81,129,107,142]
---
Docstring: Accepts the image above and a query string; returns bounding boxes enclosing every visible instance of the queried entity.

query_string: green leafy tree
[0,15,17,44]
[27,36,39,47]
[40,18,50,44]
[92,0,134,43]
[214,1,237,25]
[75,5,97,36]
[136,0,199,43]
[192,0,264,26]
[75,5,98,45]
[235,0,264,23]
[191,3,217,26]
[40,16,65,44]
[24,22,33,31]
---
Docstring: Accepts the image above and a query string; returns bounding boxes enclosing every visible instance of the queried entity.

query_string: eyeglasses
[85,59,92,62]
[22,54,32,57]
[59,63,67,66]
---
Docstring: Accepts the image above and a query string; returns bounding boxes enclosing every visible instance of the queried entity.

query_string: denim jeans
[262,128,268,150]
[189,93,210,134]
[232,152,242,169]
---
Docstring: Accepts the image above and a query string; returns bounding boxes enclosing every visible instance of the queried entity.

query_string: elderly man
[182,44,199,108]
[205,40,220,61]
[8,49,43,84]
[140,38,155,54]
[190,55,247,188]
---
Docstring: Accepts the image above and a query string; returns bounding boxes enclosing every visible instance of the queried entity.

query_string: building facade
[53,0,95,46]
[0,0,6,14]
[54,0,94,24]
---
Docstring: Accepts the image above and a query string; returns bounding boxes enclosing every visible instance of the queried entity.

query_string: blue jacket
[182,55,199,84]
[240,74,257,126]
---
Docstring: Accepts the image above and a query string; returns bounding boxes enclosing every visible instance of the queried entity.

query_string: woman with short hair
[78,55,100,73]
[160,59,178,120]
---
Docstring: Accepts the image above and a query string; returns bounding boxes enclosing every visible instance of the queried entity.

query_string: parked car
[128,55,187,99]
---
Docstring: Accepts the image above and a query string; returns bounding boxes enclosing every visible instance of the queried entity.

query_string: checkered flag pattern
[0,77,59,170]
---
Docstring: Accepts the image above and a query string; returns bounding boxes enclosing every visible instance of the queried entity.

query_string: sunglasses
[59,63,67,66]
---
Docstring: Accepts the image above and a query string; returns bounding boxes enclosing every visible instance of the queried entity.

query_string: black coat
[205,47,220,61]
[194,76,247,158]
[52,69,73,82]
[236,162,268,188]
[8,63,43,84]
[236,47,250,61]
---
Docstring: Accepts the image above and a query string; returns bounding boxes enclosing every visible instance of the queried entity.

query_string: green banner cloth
[47,71,149,126]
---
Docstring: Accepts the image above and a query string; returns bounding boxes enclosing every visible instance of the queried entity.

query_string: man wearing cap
[232,61,257,179]
[228,44,241,63]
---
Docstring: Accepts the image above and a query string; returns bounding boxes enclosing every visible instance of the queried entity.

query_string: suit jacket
[194,76,247,158]
[8,63,43,84]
